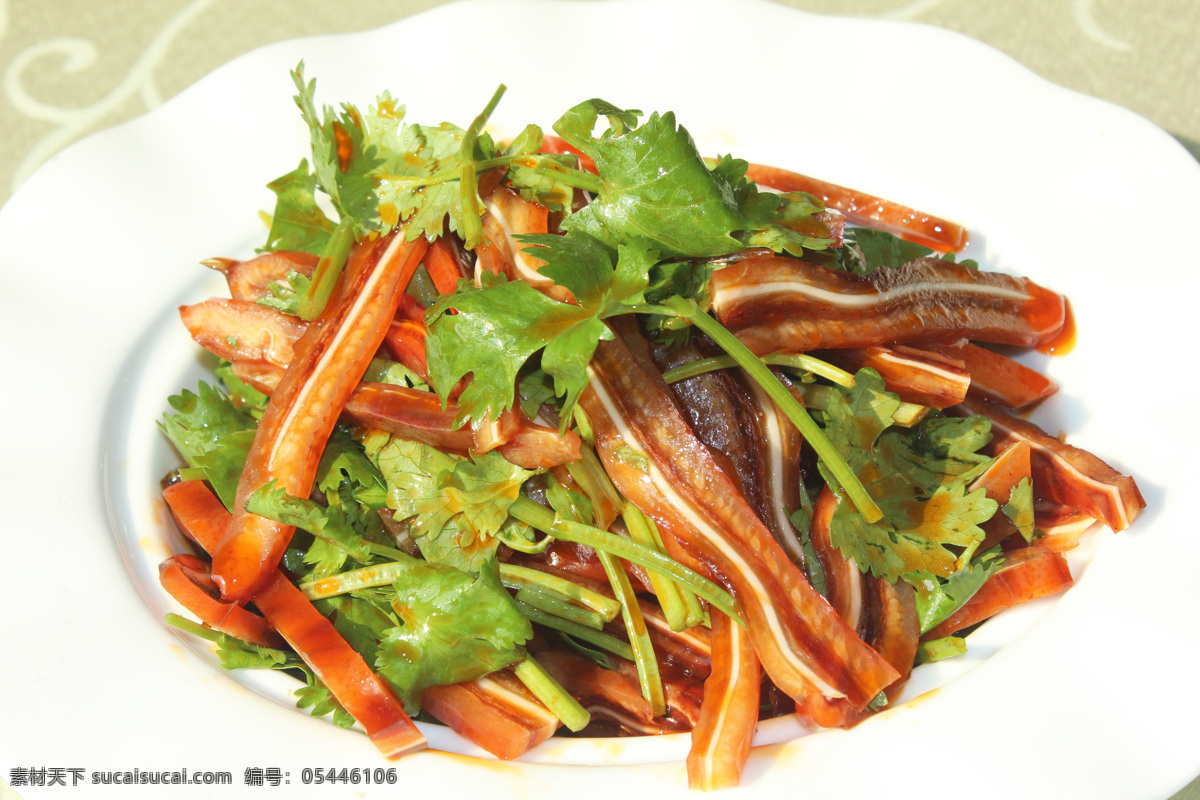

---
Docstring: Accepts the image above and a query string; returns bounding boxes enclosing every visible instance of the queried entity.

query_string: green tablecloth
[1,1,1196,797]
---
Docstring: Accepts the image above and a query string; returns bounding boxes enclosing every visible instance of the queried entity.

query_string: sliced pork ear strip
[710,255,1068,355]
[955,396,1144,533]
[580,319,899,710]
[651,338,809,571]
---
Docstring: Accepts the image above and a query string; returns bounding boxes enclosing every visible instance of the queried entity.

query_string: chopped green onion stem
[598,548,666,716]
[915,635,968,665]
[514,600,635,661]
[661,351,855,388]
[457,85,508,248]
[499,563,621,620]
[513,656,591,732]
[622,506,702,631]
[298,559,416,600]
[297,218,355,321]
[514,586,607,630]
[508,496,739,620]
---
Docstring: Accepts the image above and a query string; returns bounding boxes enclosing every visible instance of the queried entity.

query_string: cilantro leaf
[425,230,655,426]
[834,227,979,274]
[374,558,531,712]
[244,482,374,575]
[290,65,363,221]
[211,632,293,671]
[256,270,312,316]
[364,432,534,573]
[262,159,335,255]
[294,673,356,729]
[911,547,1005,635]
[836,227,935,274]
[362,356,429,392]
[316,593,397,661]
[823,370,1000,581]
[1004,476,1035,543]
[560,110,751,257]
[213,361,269,413]
[545,473,594,526]
[315,428,387,508]
[517,368,558,419]
[553,101,833,259]
[425,270,600,425]
[500,125,579,212]
[290,65,501,246]
[158,382,255,510]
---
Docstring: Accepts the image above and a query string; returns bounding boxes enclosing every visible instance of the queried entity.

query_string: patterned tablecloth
[1,1,1196,798]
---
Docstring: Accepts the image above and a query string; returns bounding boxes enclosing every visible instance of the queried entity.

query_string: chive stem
[598,549,666,716]
[513,656,591,732]
[499,563,621,619]
[514,586,606,630]
[297,218,355,321]
[661,351,855,388]
[514,600,635,661]
[622,506,696,631]
[507,496,739,619]
[457,84,507,248]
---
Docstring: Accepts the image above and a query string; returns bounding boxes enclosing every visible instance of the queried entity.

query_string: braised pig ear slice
[180,298,305,373]
[687,611,760,791]
[581,320,899,710]
[710,255,1068,355]
[927,340,1058,410]
[818,345,971,409]
[213,232,429,603]
[163,480,425,759]
[179,298,580,469]
[420,671,560,760]
[203,250,319,302]
[742,162,968,253]
[652,338,809,571]
[956,397,1144,533]
[795,488,919,730]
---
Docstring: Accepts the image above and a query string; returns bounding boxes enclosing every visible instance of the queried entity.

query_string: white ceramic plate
[3,0,1198,797]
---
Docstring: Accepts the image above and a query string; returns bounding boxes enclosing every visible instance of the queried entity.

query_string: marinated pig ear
[536,649,682,734]
[180,299,305,373]
[710,256,1068,356]
[203,250,319,302]
[742,162,968,253]
[214,232,429,603]
[422,235,474,295]
[582,319,899,711]
[687,611,759,791]
[421,672,560,760]
[927,340,1058,409]
[653,337,810,571]
[163,480,425,759]
[818,345,971,409]
[956,397,1145,533]
[923,545,1073,640]
[970,440,1034,550]
[158,554,284,648]
[179,295,579,469]
[476,182,575,303]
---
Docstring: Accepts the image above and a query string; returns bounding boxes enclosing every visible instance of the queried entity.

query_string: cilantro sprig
[821,370,999,582]
[553,99,835,258]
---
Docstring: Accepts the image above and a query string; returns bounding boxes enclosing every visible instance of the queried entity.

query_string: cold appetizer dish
[157,66,1144,790]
